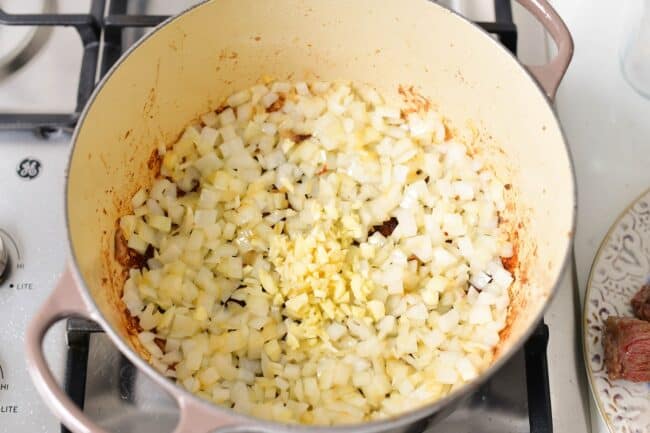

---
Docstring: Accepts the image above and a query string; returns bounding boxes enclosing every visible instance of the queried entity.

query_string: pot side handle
[25,265,111,433]
[515,0,574,100]
[25,264,246,433]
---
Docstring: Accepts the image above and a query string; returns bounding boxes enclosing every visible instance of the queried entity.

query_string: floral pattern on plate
[584,189,650,433]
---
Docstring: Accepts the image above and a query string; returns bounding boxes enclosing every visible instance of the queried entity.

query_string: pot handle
[25,264,245,433]
[514,0,574,100]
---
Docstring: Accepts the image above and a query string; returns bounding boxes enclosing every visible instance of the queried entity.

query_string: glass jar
[621,0,650,97]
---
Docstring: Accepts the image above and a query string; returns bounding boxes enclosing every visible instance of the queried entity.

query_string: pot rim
[63,0,578,430]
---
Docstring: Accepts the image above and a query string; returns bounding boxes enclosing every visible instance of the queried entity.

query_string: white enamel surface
[551,0,650,432]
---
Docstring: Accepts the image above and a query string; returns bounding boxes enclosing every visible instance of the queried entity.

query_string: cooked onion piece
[119,80,514,425]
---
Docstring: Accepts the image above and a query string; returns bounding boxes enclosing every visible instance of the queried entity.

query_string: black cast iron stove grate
[0,0,517,134]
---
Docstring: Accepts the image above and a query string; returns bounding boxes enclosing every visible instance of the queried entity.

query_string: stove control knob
[0,236,8,280]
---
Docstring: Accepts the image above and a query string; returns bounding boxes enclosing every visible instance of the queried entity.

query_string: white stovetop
[552,1,650,298]
[551,1,650,432]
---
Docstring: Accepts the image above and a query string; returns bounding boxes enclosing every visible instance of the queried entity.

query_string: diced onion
[119,80,513,426]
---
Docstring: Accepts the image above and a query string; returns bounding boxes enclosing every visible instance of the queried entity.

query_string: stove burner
[0,0,55,81]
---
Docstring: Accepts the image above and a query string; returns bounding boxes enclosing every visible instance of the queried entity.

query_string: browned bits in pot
[215,105,230,114]
[368,217,398,237]
[147,149,162,172]
[444,123,453,141]
[114,229,153,269]
[267,95,285,112]
[124,310,143,334]
[501,243,518,274]
[225,297,246,308]
[154,337,166,352]
[408,254,423,263]
[114,229,133,267]
[398,84,432,115]
[293,133,312,143]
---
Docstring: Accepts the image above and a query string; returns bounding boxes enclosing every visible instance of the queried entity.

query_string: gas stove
[0,1,588,433]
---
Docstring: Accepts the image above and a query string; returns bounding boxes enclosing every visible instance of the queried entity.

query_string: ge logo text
[16,158,41,180]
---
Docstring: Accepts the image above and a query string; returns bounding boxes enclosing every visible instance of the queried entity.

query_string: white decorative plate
[584,188,650,433]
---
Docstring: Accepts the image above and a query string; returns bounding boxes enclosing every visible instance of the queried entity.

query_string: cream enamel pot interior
[25,1,575,432]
